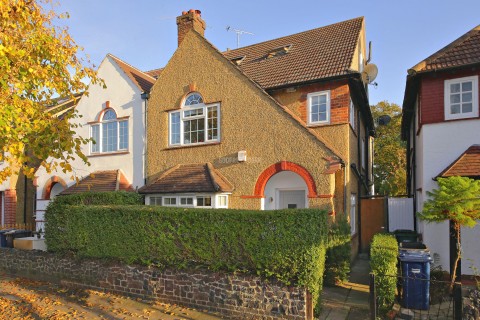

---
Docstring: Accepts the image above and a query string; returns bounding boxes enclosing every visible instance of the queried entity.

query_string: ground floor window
[147,193,229,209]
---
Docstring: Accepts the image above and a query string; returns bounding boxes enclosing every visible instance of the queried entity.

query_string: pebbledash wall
[0,248,310,320]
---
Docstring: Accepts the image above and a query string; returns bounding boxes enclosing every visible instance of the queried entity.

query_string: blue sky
[57,0,480,106]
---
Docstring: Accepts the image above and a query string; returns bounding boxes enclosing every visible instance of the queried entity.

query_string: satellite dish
[377,115,391,126]
[361,63,378,84]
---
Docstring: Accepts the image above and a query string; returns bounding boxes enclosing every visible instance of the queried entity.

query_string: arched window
[91,108,129,153]
[169,93,220,146]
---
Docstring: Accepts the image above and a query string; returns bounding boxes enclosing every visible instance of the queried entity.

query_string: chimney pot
[182,11,187,15]
[189,9,195,13]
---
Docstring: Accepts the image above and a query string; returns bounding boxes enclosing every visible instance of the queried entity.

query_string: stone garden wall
[0,248,310,319]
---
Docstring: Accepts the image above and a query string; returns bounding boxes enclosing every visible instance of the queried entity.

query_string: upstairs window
[91,109,128,154]
[349,99,355,130]
[307,91,330,125]
[444,76,478,120]
[169,93,220,146]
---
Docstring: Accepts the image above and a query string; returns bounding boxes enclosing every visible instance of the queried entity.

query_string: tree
[418,176,480,291]
[0,0,101,183]
[371,101,406,196]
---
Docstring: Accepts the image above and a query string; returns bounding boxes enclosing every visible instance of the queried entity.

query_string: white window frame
[350,193,357,235]
[307,91,330,125]
[90,109,129,154]
[444,76,478,120]
[146,193,230,208]
[169,94,220,147]
[349,99,355,129]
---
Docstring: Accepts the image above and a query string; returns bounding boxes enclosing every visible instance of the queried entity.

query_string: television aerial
[226,26,254,48]
[361,63,378,85]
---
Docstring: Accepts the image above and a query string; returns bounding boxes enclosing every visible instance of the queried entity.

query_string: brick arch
[42,176,67,200]
[254,161,318,198]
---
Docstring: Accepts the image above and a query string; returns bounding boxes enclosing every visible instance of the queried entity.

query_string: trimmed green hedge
[370,233,398,314]
[324,217,351,286]
[50,191,143,206]
[45,205,328,304]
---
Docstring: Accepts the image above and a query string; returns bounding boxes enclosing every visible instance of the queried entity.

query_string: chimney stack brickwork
[176,9,206,47]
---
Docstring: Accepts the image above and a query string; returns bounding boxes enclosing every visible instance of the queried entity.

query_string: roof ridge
[411,24,480,72]
[223,17,364,54]
[187,31,344,161]
[108,53,156,81]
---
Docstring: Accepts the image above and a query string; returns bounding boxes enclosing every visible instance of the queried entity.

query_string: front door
[278,190,306,209]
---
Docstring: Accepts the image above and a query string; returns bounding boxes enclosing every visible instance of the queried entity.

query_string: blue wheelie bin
[0,229,15,247]
[399,250,432,310]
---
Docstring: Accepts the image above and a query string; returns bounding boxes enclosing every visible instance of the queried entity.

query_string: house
[33,54,154,230]
[139,10,376,254]
[402,25,480,275]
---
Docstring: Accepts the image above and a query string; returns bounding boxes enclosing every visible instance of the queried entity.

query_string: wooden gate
[360,197,387,252]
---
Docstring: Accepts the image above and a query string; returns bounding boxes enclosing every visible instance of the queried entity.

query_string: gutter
[350,163,369,193]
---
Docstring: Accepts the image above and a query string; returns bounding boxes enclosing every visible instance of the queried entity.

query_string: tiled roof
[45,92,84,119]
[60,170,134,195]
[144,68,164,79]
[138,163,234,194]
[222,17,363,89]
[437,145,480,179]
[108,54,156,92]
[411,25,480,73]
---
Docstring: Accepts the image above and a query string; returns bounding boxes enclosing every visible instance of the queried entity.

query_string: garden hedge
[50,191,143,206]
[370,233,398,314]
[324,217,351,286]
[45,205,329,304]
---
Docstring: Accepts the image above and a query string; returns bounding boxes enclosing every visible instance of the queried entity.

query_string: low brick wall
[0,248,309,319]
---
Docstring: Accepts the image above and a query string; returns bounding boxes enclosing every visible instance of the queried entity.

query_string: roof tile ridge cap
[206,162,234,192]
[193,31,344,162]
[411,26,480,72]
[157,164,182,182]
[108,53,156,82]
[145,67,164,74]
[222,16,364,55]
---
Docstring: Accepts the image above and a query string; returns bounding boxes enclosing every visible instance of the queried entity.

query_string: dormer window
[169,92,220,146]
[267,45,292,58]
[91,108,129,154]
[444,76,479,120]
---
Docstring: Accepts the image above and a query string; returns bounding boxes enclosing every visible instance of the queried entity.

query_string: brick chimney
[176,9,206,46]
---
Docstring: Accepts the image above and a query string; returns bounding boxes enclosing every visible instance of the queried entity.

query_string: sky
[53,0,480,106]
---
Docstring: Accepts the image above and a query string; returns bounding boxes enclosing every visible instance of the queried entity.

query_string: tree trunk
[449,221,461,293]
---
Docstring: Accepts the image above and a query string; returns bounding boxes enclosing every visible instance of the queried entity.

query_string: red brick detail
[253,161,318,198]
[420,69,480,125]
[3,189,17,225]
[42,176,67,200]
[290,81,350,124]
[240,195,263,199]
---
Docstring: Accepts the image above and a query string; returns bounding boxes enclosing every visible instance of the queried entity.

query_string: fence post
[453,282,462,320]
[370,273,377,320]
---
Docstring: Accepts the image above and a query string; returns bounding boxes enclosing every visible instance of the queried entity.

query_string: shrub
[370,233,398,314]
[45,205,328,306]
[324,217,351,286]
[49,191,144,207]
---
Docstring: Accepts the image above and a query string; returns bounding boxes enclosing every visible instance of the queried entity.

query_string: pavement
[319,255,371,320]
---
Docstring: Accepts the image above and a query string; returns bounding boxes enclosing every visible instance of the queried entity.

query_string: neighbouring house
[33,54,155,231]
[139,10,376,254]
[402,25,480,275]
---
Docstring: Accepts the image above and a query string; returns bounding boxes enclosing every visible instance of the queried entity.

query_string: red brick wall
[420,69,480,125]
[271,80,351,125]
[3,190,17,225]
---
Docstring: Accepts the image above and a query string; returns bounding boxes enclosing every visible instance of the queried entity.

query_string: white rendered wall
[35,55,146,203]
[417,119,480,274]
[264,171,308,210]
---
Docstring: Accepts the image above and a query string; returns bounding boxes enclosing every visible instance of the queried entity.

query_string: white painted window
[169,93,220,146]
[147,194,229,208]
[444,76,478,120]
[349,99,355,129]
[91,109,128,154]
[149,196,162,206]
[217,195,228,208]
[307,91,330,125]
[350,194,357,235]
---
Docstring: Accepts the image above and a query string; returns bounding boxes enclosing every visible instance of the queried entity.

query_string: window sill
[307,122,331,128]
[164,141,221,150]
[88,151,130,158]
